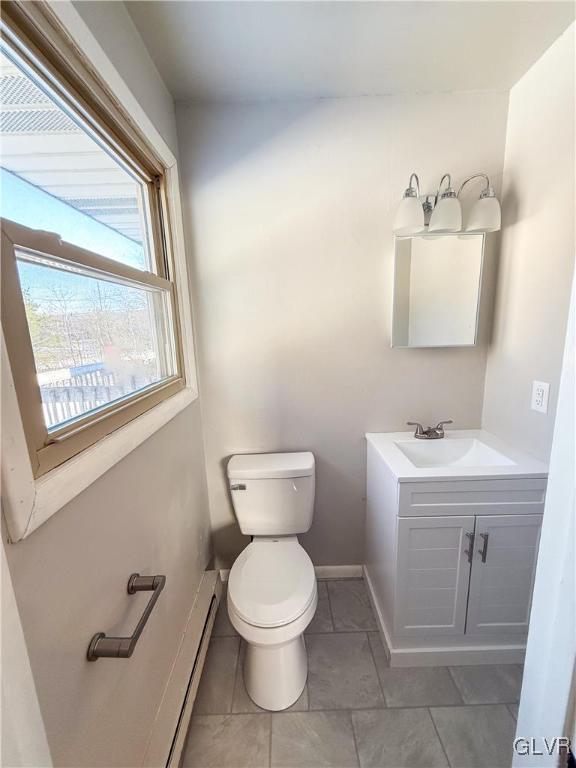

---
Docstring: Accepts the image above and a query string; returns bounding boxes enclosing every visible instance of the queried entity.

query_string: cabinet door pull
[464,532,475,564]
[478,533,489,563]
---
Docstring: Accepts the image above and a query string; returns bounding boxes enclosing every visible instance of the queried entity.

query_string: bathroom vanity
[364,430,548,666]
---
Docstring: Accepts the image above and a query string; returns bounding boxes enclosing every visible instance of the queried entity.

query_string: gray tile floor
[182,579,521,768]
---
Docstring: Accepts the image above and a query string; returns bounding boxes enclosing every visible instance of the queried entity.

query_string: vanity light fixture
[393,173,425,235]
[428,174,462,233]
[458,173,502,233]
[393,171,501,234]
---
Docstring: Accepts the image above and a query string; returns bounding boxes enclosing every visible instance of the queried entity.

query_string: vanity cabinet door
[394,516,475,636]
[466,514,543,635]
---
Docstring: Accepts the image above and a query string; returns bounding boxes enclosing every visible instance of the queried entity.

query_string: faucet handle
[435,420,453,432]
[407,421,425,437]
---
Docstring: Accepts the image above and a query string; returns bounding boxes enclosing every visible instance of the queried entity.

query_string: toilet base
[244,634,307,711]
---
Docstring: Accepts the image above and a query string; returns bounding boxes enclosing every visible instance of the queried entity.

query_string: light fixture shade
[428,196,462,233]
[465,195,501,232]
[393,195,425,235]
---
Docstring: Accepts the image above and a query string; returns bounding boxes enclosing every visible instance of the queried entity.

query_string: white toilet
[226,451,317,711]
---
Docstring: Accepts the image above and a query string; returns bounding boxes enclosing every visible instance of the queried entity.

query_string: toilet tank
[227,452,315,536]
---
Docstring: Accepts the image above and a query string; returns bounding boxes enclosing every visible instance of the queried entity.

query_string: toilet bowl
[226,451,317,711]
[227,536,317,711]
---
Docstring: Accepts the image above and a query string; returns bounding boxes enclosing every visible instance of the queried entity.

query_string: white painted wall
[2,5,211,766]
[514,273,575,766]
[177,93,509,567]
[73,0,179,156]
[494,26,576,763]
[1,539,52,767]
[482,25,575,461]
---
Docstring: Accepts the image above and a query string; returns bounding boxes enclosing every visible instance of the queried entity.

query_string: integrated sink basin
[365,429,548,480]
[393,437,515,468]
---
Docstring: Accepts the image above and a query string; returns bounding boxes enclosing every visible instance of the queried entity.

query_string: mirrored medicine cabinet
[392,233,485,348]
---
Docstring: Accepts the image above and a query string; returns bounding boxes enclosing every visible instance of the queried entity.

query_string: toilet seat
[228,537,316,628]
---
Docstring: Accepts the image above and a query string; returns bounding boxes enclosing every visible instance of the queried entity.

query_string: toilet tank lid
[227,452,315,479]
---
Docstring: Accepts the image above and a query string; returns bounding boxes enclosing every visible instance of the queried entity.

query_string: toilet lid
[228,539,316,628]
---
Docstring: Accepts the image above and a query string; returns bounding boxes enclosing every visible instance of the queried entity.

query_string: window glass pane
[16,253,176,431]
[0,44,154,271]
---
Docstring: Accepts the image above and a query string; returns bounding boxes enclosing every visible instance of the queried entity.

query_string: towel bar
[87,573,166,661]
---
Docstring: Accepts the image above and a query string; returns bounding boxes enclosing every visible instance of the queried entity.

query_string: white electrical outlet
[531,381,550,414]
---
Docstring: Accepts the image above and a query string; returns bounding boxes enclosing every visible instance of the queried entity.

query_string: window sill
[2,383,197,542]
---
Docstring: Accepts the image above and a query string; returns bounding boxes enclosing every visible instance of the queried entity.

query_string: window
[1,9,186,478]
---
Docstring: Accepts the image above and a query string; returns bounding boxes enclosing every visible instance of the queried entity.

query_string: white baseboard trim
[363,566,393,661]
[220,564,363,583]
[363,566,526,667]
[314,565,363,579]
[387,645,526,667]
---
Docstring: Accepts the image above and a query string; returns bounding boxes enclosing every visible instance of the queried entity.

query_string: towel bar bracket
[87,573,166,661]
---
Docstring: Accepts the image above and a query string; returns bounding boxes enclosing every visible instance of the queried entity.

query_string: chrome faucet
[407,420,453,439]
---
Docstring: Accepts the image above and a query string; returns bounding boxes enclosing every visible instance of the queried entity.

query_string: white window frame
[1,2,198,541]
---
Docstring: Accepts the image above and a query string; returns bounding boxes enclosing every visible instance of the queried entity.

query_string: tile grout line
[192,700,522,718]
[324,579,337,632]
[303,666,310,711]
[444,664,521,708]
[325,577,381,635]
[192,700,522,720]
[428,706,454,768]
[427,700,521,709]
[347,709,362,768]
[268,712,273,768]
[228,637,241,714]
[366,631,388,708]
[445,666,465,706]
[304,629,378,637]
[446,666,465,705]
[361,576,388,707]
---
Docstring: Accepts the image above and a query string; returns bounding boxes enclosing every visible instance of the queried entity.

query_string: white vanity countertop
[365,429,549,482]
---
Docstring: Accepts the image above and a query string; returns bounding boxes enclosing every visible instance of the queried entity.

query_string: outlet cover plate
[531,381,550,413]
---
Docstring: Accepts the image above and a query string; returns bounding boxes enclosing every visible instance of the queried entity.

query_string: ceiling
[126,1,574,102]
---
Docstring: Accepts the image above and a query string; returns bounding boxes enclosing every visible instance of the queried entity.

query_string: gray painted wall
[482,26,575,461]
[177,93,509,567]
[3,5,211,766]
